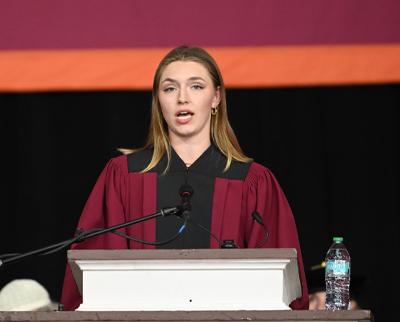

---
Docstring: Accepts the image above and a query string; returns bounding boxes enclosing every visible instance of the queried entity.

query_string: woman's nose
[178,88,189,104]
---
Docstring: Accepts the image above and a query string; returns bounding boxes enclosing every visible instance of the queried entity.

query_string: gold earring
[211,107,218,115]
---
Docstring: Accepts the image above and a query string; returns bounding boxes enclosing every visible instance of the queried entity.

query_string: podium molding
[0,310,373,322]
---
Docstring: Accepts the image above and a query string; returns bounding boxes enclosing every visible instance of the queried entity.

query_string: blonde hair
[130,46,251,172]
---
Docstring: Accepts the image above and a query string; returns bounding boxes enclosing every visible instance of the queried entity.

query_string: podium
[0,248,373,322]
[67,248,301,311]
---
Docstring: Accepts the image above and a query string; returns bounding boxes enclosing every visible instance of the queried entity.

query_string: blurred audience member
[307,261,365,310]
[0,279,58,311]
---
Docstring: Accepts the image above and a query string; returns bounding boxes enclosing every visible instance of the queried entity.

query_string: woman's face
[158,61,220,144]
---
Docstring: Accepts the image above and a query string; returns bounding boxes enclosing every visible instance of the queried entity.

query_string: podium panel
[68,249,301,311]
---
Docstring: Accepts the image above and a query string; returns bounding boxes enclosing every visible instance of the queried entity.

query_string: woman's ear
[213,86,221,107]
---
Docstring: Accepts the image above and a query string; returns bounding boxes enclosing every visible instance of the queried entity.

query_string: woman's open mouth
[176,111,194,124]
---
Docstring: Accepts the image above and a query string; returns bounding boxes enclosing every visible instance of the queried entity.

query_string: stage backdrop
[0,1,399,321]
[1,0,400,91]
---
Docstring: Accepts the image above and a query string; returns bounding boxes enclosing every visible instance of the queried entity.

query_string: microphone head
[179,184,194,197]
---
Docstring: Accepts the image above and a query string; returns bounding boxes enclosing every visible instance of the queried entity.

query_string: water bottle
[325,236,351,310]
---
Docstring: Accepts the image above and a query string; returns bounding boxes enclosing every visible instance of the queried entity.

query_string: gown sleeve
[243,162,309,310]
[60,156,129,310]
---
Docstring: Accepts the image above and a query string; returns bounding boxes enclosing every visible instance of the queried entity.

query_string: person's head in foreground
[0,279,57,311]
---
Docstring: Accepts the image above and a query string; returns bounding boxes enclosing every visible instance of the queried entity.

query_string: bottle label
[326,260,350,275]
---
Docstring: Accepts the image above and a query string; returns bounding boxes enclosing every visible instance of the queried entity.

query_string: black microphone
[179,184,194,218]
[252,211,269,248]
[177,184,238,248]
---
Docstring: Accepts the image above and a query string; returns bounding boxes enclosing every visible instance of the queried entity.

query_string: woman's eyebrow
[161,76,206,84]
[188,76,206,82]
[160,77,178,84]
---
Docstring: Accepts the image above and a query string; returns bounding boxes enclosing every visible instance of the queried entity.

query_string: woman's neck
[170,136,211,166]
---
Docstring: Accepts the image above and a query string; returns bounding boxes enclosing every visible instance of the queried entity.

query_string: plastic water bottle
[325,236,351,310]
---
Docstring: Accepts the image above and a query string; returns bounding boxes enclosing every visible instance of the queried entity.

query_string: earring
[211,107,218,115]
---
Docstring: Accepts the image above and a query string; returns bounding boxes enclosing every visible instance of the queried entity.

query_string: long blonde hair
[136,46,251,172]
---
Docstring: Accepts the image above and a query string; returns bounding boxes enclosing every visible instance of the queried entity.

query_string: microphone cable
[0,253,20,260]
[110,213,187,246]
[38,184,195,254]
[251,211,269,248]
[188,219,240,248]
[187,219,223,248]
[38,208,189,256]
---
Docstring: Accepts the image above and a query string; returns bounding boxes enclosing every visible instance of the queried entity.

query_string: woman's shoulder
[221,157,273,181]
[103,149,153,174]
[101,154,128,175]
[248,161,271,174]
[244,161,278,186]
[125,148,153,173]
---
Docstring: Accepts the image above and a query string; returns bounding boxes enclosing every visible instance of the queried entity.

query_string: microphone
[252,211,269,248]
[179,184,194,218]
[177,184,239,248]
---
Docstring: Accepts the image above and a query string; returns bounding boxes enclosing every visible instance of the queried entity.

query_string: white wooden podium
[68,249,302,311]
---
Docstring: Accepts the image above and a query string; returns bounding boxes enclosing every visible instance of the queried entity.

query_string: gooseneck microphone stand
[0,206,182,268]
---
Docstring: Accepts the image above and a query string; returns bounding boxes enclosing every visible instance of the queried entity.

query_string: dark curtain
[0,85,398,321]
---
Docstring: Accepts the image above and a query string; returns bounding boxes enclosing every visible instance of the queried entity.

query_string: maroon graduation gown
[60,147,309,310]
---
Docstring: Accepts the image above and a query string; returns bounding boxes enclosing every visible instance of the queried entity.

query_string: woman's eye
[191,84,204,90]
[163,87,176,93]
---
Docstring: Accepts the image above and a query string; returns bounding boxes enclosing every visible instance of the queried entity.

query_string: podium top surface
[67,248,298,261]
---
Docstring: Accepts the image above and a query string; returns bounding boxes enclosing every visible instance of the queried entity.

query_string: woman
[60,46,309,310]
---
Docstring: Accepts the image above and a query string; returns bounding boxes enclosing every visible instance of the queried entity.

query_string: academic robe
[60,145,309,310]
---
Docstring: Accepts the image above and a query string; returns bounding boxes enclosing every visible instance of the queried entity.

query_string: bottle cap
[333,236,343,242]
